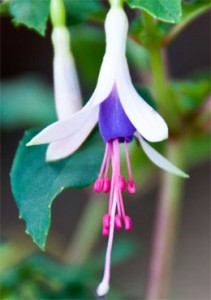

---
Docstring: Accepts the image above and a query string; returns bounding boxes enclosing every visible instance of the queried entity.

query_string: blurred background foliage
[1,0,210,299]
[1,238,139,299]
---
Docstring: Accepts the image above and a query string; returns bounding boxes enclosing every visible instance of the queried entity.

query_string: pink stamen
[103,178,111,193]
[104,142,112,179]
[93,178,104,193]
[97,139,134,239]
[124,215,132,231]
[117,187,126,218]
[113,139,120,174]
[115,215,122,229]
[127,180,136,194]
[97,138,135,296]
[98,143,109,179]
[116,195,122,217]
[112,140,122,217]
[103,227,109,237]
[103,214,111,229]
[118,175,127,190]
[124,142,133,181]
[96,183,118,298]
[108,171,115,214]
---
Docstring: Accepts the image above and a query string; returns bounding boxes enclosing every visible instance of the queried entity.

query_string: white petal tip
[46,154,56,162]
[148,123,168,142]
[137,134,189,178]
[150,131,168,143]
[26,140,35,146]
[179,172,190,179]
[96,282,109,297]
[46,151,64,162]
[26,135,43,146]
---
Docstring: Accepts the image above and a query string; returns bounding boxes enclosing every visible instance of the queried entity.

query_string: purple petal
[99,86,136,142]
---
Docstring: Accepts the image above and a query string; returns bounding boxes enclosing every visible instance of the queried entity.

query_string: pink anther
[114,215,122,230]
[103,178,111,193]
[124,216,132,231]
[118,176,127,191]
[103,214,111,229]
[93,178,104,193]
[127,180,136,194]
[103,227,109,237]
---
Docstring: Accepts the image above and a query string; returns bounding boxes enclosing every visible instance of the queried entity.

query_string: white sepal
[136,133,189,178]
[27,106,99,145]
[105,7,128,59]
[117,59,168,142]
[46,114,97,161]
[52,27,70,57]
[52,27,82,120]
[53,54,82,120]
[90,55,114,106]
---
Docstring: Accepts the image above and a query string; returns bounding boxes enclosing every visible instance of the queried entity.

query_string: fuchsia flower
[28,7,188,296]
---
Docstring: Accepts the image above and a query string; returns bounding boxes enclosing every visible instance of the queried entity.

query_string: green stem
[141,11,188,299]
[147,47,168,107]
[142,12,180,129]
[163,4,211,46]
[146,141,187,299]
[142,12,168,109]
[109,0,123,8]
[64,192,106,265]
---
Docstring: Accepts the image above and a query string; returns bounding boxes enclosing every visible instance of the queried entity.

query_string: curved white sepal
[117,59,168,142]
[136,133,189,178]
[46,113,97,161]
[27,106,99,145]
[90,55,115,106]
[53,54,82,120]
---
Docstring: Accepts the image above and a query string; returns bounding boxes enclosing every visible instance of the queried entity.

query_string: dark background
[1,9,211,300]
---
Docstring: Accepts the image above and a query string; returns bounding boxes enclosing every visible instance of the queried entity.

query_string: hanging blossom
[51,26,82,119]
[47,0,82,158]
[28,6,188,297]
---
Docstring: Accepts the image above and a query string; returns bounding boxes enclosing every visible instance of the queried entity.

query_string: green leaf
[9,0,50,35]
[127,0,182,23]
[11,129,104,250]
[171,78,211,113]
[186,134,210,167]
[182,0,210,23]
[0,1,10,15]
[0,241,31,274]
[163,0,211,44]
[0,76,56,131]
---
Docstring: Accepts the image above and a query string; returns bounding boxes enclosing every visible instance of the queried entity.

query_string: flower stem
[64,192,106,264]
[147,47,168,106]
[141,11,188,299]
[109,0,123,8]
[142,11,180,129]
[142,13,168,111]
[146,140,187,299]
